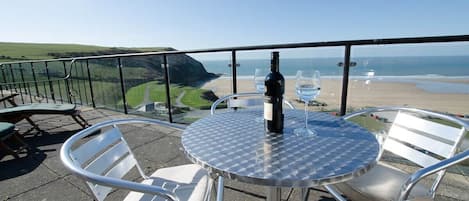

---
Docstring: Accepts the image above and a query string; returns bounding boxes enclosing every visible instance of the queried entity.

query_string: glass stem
[304,101,308,129]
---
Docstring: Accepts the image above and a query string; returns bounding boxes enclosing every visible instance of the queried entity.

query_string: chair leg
[77,114,90,126]
[24,116,43,134]
[0,140,19,158]
[216,176,224,201]
[11,131,29,151]
[71,114,90,128]
[300,188,309,201]
[324,185,348,201]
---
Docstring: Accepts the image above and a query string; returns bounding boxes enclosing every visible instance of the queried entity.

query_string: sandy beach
[202,77,469,115]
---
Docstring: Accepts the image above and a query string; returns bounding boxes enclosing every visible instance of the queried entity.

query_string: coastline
[201,77,469,115]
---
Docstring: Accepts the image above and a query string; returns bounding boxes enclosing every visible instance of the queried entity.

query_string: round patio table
[182,109,379,201]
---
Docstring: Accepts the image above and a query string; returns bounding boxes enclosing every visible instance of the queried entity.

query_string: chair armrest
[341,107,377,120]
[79,172,180,201]
[397,149,469,201]
[210,92,261,115]
[283,99,295,109]
[210,92,296,115]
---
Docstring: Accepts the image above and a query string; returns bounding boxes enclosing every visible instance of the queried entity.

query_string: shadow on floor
[0,129,80,181]
[0,148,46,181]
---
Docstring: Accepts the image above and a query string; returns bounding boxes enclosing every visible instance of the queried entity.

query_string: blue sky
[1,0,469,58]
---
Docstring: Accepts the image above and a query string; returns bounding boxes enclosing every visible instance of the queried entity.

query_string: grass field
[180,87,213,109]
[125,81,213,109]
[0,42,108,61]
[0,42,168,62]
[347,115,387,133]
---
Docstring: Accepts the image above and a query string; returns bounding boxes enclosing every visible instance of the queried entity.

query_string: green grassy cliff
[0,42,171,62]
[0,42,218,110]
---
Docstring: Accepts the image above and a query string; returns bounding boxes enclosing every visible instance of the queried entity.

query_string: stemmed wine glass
[254,68,266,93]
[254,68,267,122]
[294,70,321,136]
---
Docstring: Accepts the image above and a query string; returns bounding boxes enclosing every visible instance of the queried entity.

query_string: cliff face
[167,54,217,85]
[51,48,217,85]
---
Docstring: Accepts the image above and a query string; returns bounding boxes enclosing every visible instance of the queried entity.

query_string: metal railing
[1,34,469,123]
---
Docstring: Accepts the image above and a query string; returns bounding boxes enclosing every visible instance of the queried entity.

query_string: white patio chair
[60,118,217,201]
[210,92,295,115]
[324,107,469,201]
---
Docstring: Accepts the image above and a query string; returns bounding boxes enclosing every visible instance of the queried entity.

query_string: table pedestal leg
[267,187,281,201]
[301,188,308,201]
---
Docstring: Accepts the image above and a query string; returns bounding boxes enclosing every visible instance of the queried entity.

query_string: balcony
[1,35,469,200]
[0,108,335,200]
[0,108,467,200]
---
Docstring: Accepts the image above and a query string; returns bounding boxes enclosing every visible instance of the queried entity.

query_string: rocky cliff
[49,48,217,85]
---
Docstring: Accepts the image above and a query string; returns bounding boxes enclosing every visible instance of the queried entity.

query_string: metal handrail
[2,35,466,64]
[1,34,469,119]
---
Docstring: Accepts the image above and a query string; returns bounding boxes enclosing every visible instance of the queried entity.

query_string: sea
[200,56,469,94]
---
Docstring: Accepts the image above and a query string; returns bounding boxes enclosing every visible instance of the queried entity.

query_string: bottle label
[264,102,273,120]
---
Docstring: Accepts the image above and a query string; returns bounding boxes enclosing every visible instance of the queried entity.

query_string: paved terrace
[0,108,468,201]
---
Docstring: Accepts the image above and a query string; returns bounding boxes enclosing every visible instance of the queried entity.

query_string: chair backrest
[384,111,465,167]
[382,109,467,195]
[210,92,295,115]
[60,118,185,201]
[73,127,139,200]
[345,107,469,196]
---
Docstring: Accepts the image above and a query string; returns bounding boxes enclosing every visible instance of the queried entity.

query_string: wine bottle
[264,51,284,133]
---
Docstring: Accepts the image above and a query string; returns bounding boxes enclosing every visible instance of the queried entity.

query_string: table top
[181,109,379,187]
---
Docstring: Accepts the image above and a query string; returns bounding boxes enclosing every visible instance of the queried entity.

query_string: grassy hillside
[0,42,217,116]
[125,81,213,109]
[0,42,170,62]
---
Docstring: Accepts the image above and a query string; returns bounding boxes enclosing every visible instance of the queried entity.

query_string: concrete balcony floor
[0,108,467,201]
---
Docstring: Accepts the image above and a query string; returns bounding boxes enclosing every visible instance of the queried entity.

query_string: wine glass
[294,70,321,136]
[254,68,267,93]
[254,68,267,122]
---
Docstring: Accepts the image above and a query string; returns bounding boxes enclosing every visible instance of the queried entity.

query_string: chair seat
[0,122,15,138]
[124,164,211,201]
[0,103,76,115]
[335,162,431,201]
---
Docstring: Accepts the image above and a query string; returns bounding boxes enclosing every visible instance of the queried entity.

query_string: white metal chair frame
[325,107,469,201]
[210,92,295,115]
[60,118,219,201]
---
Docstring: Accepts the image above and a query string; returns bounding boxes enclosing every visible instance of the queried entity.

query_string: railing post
[57,79,63,104]
[64,61,72,104]
[80,62,89,105]
[18,63,30,103]
[1,65,9,92]
[0,65,5,107]
[340,44,352,116]
[1,65,7,95]
[163,54,173,123]
[74,62,83,104]
[86,60,96,108]
[30,62,40,97]
[8,64,18,93]
[45,62,56,103]
[117,58,128,114]
[42,78,49,103]
[231,50,237,94]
